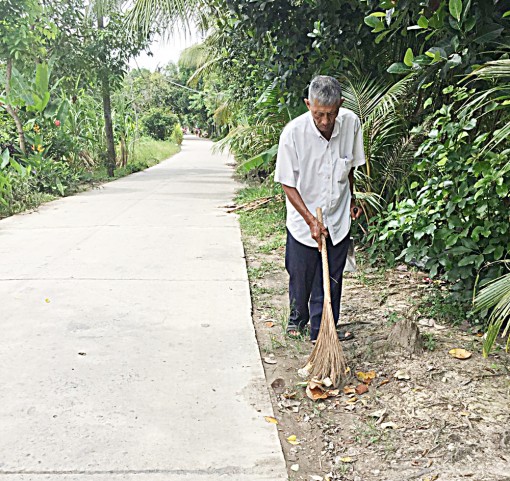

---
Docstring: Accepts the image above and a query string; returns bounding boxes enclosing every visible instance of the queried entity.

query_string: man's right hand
[308,217,328,251]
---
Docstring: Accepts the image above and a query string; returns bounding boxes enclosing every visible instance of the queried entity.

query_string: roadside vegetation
[0,0,212,219]
[169,0,510,356]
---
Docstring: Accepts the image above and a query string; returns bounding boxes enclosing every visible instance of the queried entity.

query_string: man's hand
[308,216,328,251]
[350,201,362,220]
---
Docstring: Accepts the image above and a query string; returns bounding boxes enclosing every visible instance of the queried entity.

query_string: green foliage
[141,107,179,140]
[171,124,184,145]
[235,181,286,241]
[370,0,509,80]
[473,269,510,356]
[25,154,80,196]
[369,88,509,298]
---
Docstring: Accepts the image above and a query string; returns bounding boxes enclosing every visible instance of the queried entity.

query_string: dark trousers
[285,229,350,341]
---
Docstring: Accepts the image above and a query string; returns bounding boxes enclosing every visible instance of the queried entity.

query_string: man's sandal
[286,327,302,339]
[337,331,354,341]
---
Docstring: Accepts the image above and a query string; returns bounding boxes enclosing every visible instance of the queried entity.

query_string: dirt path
[239,203,510,481]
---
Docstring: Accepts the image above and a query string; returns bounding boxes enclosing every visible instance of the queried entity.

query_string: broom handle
[316,207,331,303]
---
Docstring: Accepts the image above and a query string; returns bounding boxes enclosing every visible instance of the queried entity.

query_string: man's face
[305,98,343,136]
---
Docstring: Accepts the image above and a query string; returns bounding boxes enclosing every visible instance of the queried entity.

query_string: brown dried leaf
[265,321,275,328]
[355,384,369,395]
[343,386,356,395]
[306,383,328,401]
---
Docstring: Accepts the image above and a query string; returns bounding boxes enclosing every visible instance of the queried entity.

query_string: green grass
[88,139,181,182]
[422,332,437,351]
[235,181,286,242]
[130,138,180,166]
[247,260,282,280]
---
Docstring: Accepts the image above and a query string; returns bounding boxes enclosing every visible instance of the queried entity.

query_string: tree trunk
[120,133,128,167]
[97,15,116,177]
[4,59,27,155]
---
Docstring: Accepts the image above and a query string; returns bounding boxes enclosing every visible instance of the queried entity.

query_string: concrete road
[0,137,287,481]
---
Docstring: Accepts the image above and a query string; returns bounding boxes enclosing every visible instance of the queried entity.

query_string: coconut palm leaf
[127,0,202,36]
[466,59,510,80]
[473,268,510,356]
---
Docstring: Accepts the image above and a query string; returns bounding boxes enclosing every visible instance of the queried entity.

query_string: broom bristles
[304,207,348,388]
[306,300,347,387]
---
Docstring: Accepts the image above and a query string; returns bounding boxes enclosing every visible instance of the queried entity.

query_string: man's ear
[304,99,311,110]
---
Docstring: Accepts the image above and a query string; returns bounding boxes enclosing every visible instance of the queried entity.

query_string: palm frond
[465,60,510,81]
[473,269,510,357]
[186,56,222,87]
[127,0,201,36]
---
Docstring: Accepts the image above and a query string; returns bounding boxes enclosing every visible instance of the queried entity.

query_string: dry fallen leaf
[306,383,328,401]
[264,416,278,424]
[298,363,312,379]
[287,435,300,445]
[448,348,472,360]
[345,396,358,405]
[45,298,50,303]
[283,390,297,399]
[323,377,333,387]
[265,321,274,328]
[263,357,277,365]
[343,386,356,394]
[378,379,390,387]
[339,457,354,463]
[380,421,398,429]
[306,385,328,401]
[369,408,387,420]
[355,384,369,395]
[356,371,376,384]
[393,370,411,380]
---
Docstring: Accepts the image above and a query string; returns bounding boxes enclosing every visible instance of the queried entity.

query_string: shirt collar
[307,111,343,140]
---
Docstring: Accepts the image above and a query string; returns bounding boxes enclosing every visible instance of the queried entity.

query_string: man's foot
[337,331,354,341]
[286,326,303,339]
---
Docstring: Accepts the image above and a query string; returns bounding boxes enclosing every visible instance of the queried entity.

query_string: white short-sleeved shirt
[274,108,365,248]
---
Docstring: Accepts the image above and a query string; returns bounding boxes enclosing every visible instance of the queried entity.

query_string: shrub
[368,96,510,299]
[171,124,183,145]
[141,108,179,141]
[26,154,81,196]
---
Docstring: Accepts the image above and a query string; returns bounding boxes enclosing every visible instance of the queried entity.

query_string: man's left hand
[350,202,362,220]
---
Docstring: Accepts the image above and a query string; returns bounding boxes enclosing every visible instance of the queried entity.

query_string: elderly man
[274,75,365,342]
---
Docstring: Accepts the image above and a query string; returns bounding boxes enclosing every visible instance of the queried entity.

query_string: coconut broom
[304,207,348,387]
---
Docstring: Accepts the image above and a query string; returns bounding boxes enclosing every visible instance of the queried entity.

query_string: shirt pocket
[333,156,353,183]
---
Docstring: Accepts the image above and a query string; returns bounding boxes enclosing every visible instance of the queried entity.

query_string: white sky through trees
[129,30,200,71]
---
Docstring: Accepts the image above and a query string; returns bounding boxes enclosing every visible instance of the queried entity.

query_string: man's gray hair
[308,75,342,106]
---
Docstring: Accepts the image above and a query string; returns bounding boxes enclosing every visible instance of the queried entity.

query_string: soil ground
[235,196,510,481]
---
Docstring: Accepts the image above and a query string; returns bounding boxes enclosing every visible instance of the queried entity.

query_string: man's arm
[281,184,328,251]
[348,169,362,220]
